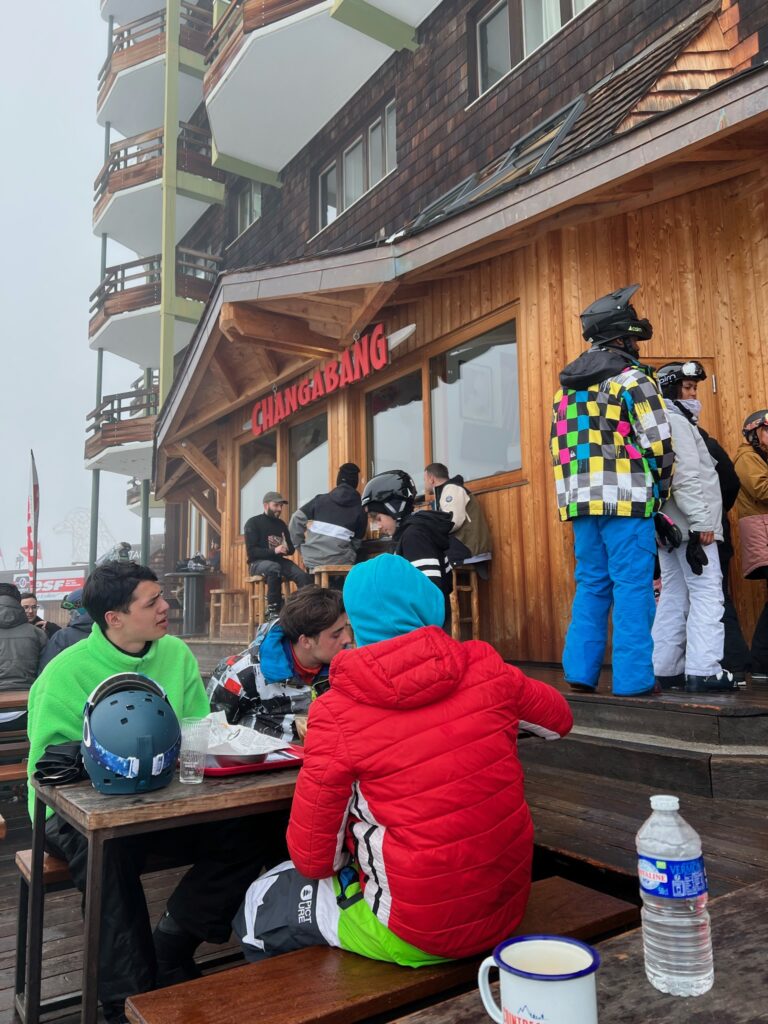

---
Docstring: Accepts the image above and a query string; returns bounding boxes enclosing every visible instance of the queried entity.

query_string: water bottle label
[638,856,708,898]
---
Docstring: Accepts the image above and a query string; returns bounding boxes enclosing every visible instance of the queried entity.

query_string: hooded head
[336,462,360,488]
[343,554,445,646]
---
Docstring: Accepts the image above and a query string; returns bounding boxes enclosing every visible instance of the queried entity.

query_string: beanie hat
[343,554,445,646]
[336,462,360,488]
[0,583,21,603]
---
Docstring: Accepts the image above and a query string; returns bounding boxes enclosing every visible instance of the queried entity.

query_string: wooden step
[126,876,638,1024]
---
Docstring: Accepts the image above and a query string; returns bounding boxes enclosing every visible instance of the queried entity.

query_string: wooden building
[154,0,768,659]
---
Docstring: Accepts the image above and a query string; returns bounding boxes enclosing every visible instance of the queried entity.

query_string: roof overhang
[156,66,768,477]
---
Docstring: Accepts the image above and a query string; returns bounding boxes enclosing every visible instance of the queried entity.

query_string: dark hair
[279,586,345,642]
[336,462,360,488]
[425,463,449,479]
[0,583,21,603]
[83,561,158,632]
[19,592,37,603]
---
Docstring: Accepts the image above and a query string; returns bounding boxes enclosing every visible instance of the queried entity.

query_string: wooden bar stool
[209,588,247,638]
[449,565,481,641]
[246,575,267,633]
[312,564,354,590]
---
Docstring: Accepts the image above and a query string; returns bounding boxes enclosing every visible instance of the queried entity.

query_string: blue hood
[257,621,295,680]
[343,554,445,646]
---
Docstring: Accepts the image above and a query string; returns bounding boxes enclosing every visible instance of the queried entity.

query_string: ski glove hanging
[686,531,709,576]
[655,512,683,550]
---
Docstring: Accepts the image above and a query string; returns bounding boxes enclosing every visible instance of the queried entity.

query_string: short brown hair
[279,586,344,642]
[425,462,449,479]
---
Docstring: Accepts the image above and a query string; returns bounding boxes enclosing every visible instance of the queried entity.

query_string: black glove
[34,742,87,786]
[686,531,709,576]
[655,512,682,550]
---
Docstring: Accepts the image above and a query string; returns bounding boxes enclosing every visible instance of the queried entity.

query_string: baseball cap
[263,491,288,504]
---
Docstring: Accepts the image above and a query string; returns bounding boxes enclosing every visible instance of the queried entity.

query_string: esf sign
[251,323,388,437]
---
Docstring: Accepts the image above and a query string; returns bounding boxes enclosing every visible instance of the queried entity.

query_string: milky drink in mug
[477,935,600,1024]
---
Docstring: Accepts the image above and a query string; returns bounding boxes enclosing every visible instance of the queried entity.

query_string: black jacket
[38,613,93,673]
[394,510,454,597]
[289,484,367,569]
[244,514,295,564]
[0,596,46,691]
[696,423,740,562]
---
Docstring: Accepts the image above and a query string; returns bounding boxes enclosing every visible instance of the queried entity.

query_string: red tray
[203,744,304,776]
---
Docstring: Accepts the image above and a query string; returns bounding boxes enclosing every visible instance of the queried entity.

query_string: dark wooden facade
[156,0,768,658]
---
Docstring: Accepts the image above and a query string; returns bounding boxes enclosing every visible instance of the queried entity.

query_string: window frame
[358,303,524,495]
[472,0,595,99]
[233,180,262,239]
[314,99,397,232]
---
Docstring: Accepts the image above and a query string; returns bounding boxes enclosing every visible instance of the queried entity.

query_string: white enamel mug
[478,934,601,1024]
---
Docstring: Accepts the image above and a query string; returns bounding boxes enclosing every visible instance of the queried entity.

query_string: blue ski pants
[563,516,656,695]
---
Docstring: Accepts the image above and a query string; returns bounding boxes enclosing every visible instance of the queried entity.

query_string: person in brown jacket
[733,409,768,680]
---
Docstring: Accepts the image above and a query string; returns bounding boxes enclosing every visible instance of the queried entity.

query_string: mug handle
[477,955,503,1023]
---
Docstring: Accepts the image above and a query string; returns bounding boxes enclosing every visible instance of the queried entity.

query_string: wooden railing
[99,3,212,92]
[205,0,318,66]
[86,387,159,437]
[89,249,222,330]
[93,122,223,206]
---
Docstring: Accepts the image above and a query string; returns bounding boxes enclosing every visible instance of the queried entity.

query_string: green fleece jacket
[27,623,208,820]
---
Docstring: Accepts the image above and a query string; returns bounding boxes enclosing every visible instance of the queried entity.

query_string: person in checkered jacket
[551,285,674,697]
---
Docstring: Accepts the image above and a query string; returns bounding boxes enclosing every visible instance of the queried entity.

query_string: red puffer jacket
[287,626,573,959]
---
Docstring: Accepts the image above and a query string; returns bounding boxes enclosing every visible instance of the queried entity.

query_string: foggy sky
[0,3,162,571]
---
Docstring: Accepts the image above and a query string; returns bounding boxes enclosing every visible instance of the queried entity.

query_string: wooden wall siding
[201,170,768,661]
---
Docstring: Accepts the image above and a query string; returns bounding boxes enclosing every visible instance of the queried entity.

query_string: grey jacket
[662,401,723,541]
[0,596,46,691]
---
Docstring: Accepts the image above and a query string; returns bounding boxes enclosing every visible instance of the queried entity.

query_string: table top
[394,879,768,1024]
[32,768,298,834]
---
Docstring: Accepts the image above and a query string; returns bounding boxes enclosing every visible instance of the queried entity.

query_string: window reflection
[430,320,520,479]
[289,413,329,508]
[239,433,277,531]
[366,371,423,483]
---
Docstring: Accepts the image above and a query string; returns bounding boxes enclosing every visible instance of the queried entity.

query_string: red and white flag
[24,451,40,591]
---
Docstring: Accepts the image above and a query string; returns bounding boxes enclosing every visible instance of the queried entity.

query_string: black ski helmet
[656,360,707,400]
[82,674,181,795]
[361,470,417,520]
[580,284,653,346]
[742,409,768,449]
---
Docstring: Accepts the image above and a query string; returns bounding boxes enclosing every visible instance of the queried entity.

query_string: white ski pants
[652,542,724,678]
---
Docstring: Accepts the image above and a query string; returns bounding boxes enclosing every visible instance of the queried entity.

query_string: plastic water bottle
[636,794,713,996]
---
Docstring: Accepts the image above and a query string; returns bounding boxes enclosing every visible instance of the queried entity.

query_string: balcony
[89,248,222,368]
[98,3,212,138]
[204,0,443,175]
[93,123,225,255]
[85,386,159,477]
[101,0,162,22]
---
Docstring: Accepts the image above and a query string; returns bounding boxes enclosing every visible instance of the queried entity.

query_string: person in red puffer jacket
[233,554,573,966]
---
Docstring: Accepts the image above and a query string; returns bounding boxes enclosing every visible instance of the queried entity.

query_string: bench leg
[15,875,29,1008]
[24,794,47,1024]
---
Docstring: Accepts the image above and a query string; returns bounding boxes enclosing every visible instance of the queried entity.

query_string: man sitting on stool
[289,463,367,578]
[244,490,313,619]
[424,462,492,573]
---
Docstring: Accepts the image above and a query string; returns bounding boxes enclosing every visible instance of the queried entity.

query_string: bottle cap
[650,795,679,811]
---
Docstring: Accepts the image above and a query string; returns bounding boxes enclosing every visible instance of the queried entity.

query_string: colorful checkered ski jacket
[551,350,674,520]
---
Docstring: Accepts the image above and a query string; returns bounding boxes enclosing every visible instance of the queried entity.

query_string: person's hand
[699,531,715,545]
[294,716,308,742]
[654,512,682,550]
[686,532,709,575]
[274,543,287,555]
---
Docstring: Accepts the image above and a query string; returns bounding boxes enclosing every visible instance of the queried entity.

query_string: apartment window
[317,100,397,230]
[475,0,596,94]
[235,181,262,236]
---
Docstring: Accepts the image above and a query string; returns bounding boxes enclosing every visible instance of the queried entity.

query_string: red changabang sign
[251,323,388,437]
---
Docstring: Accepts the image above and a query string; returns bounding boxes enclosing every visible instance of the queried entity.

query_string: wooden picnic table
[393,878,768,1023]
[26,769,299,1024]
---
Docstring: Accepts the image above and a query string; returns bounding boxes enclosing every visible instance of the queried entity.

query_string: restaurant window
[366,371,423,485]
[474,0,596,95]
[289,412,329,509]
[429,319,520,480]
[316,100,397,230]
[239,432,277,531]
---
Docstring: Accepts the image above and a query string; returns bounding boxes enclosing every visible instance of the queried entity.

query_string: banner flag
[26,451,40,591]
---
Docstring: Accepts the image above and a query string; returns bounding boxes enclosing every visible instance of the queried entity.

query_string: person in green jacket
[27,561,278,1024]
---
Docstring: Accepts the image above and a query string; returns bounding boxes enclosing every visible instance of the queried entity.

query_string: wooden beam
[250,343,280,380]
[155,455,195,501]
[220,302,343,357]
[177,485,222,533]
[343,282,399,338]
[210,344,241,402]
[167,440,226,495]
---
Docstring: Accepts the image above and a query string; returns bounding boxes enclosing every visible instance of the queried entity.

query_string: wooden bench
[14,850,75,1022]
[126,876,638,1024]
